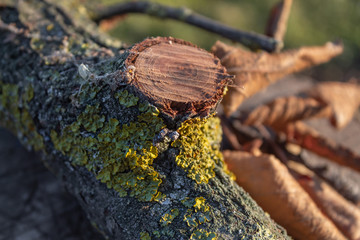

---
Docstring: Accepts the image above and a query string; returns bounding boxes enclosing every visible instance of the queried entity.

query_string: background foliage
[99,0,359,81]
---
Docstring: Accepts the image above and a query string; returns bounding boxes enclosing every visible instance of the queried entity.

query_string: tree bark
[0,1,289,239]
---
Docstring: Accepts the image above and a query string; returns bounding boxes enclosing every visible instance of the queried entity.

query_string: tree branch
[0,1,289,239]
[92,1,280,52]
[285,122,360,173]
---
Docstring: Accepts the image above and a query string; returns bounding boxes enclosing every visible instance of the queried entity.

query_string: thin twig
[93,1,280,52]
[286,122,360,173]
[265,0,293,50]
[220,115,242,150]
[255,124,289,164]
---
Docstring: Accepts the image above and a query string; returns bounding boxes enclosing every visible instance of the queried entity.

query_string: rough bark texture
[0,1,289,239]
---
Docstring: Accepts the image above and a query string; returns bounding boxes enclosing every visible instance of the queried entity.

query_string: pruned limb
[265,0,293,48]
[285,122,360,172]
[223,151,347,240]
[212,40,343,116]
[92,1,280,52]
[124,37,231,120]
[0,1,289,239]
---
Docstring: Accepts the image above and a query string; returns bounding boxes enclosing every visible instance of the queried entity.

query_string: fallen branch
[0,1,289,239]
[92,1,279,52]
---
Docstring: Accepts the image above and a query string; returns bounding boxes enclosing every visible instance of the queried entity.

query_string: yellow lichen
[46,23,54,31]
[190,229,217,240]
[51,91,166,201]
[193,197,209,213]
[171,116,223,184]
[182,196,212,234]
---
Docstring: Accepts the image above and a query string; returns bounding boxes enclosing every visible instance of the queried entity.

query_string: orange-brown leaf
[212,41,343,116]
[308,81,360,128]
[223,150,347,240]
[240,96,332,129]
[297,173,360,240]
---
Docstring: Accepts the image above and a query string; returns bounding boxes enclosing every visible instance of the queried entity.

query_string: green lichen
[115,89,138,107]
[23,85,34,102]
[78,104,105,133]
[184,209,198,228]
[171,116,223,184]
[152,230,161,238]
[51,90,166,201]
[30,38,45,51]
[158,226,175,238]
[75,82,102,104]
[0,83,20,128]
[140,231,151,240]
[20,109,45,151]
[0,82,44,151]
[160,208,180,226]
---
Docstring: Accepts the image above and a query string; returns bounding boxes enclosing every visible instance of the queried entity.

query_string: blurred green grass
[100,0,360,80]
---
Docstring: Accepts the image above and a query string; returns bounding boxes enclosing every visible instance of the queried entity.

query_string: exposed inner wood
[125,37,231,119]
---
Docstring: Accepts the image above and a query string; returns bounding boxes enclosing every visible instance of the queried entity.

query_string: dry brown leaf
[223,150,347,240]
[211,41,343,116]
[239,96,332,129]
[298,177,360,240]
[285,121,360,172]
[308,81,360,128]
[290,164,360,240]
[265,0,293,45]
